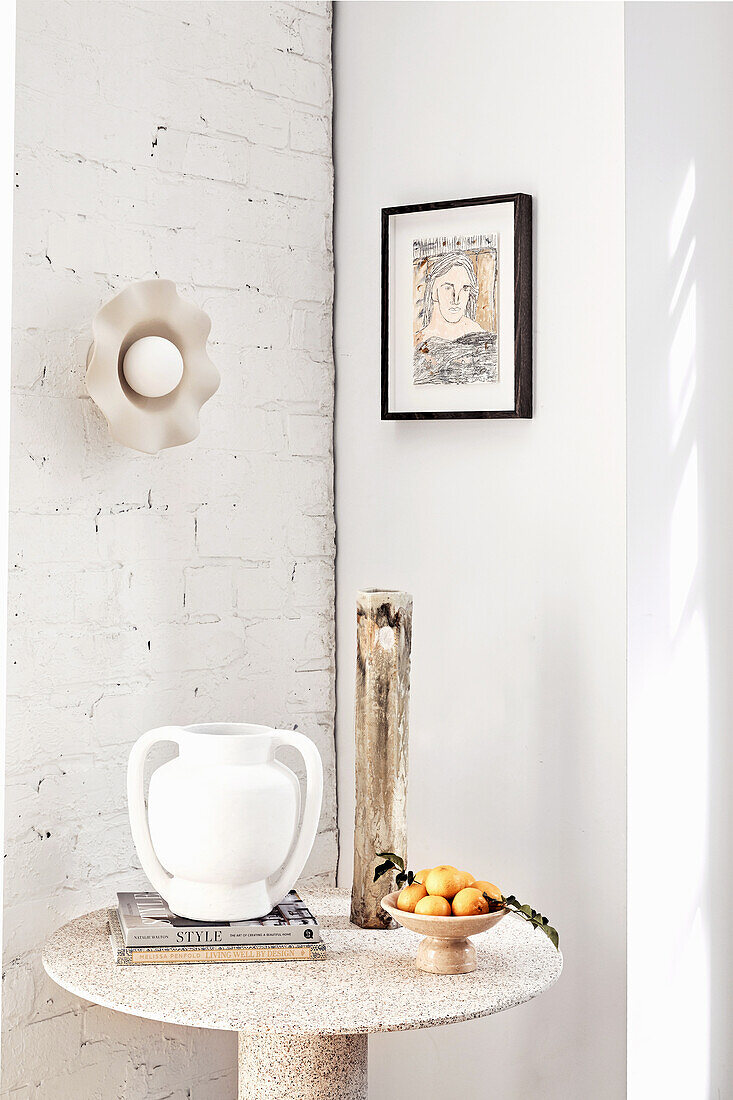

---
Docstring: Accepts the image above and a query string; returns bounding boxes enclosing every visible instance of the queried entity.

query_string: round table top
[43,887,562,1037]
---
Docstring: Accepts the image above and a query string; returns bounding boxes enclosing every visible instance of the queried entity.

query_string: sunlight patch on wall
[668,162,695,257]
[665,157,711,1099]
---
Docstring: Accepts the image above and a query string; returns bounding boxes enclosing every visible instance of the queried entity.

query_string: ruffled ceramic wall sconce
[86,279,220,454]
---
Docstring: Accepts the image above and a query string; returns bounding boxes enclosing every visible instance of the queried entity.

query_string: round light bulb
[122,336,184,398]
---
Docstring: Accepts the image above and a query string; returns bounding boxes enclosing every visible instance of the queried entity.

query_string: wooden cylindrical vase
[350,589,413,929]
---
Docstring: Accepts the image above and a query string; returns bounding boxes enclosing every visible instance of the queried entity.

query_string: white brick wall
[5,2,335,1096]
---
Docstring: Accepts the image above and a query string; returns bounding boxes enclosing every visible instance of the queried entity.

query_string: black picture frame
[381,193,533,420]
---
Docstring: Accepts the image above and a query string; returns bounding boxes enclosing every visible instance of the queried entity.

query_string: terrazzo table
[43,886,562,1099]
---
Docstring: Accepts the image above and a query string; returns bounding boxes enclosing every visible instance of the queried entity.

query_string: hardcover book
[116,890,321,948]
[108,910,326,966]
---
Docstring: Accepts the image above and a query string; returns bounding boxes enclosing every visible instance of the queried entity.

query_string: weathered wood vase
[350,589,413,929]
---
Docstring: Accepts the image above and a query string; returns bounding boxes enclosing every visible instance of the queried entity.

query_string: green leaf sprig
[374,852,560,951]
[374,852,416,888]
[500,895,559,950]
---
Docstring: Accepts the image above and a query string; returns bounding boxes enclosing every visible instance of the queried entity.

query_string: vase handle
[267,730,323,907]
[127,726,184,898]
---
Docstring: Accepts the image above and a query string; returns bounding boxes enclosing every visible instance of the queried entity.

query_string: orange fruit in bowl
[396,882,427,912]
[451,888,490,916]
[415,895,451,916]
[424,866,468,899]
[461,872,476,885]
[414,868,433,884]
[472,880,503,903]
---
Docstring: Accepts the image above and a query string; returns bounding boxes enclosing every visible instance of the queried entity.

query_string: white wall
[5,3,335,1096]
[626,4,733,1097]
[334,3,626,1096]
[0,11,16,1086]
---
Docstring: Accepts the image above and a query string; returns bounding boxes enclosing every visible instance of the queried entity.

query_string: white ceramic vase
[127,723,323,920]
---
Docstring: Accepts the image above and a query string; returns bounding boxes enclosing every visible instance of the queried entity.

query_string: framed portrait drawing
[381,193,532,420]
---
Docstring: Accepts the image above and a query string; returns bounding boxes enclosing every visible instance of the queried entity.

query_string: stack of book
[107,890,325,965]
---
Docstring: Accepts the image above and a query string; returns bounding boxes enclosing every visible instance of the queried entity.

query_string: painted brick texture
[5,2,335,1096]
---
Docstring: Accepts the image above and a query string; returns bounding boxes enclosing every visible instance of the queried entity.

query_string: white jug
[127,723,323,921]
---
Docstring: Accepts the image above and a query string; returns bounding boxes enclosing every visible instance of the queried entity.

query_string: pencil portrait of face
[412,234,499,386]
[422,252,482,339]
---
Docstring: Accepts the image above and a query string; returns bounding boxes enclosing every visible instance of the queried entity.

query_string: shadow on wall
[627,6,733,1095]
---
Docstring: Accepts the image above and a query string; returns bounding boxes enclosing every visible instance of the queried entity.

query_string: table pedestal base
[238,1031,368,1099]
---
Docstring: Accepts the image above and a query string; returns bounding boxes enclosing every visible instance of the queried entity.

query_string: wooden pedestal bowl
[381,892,507,974]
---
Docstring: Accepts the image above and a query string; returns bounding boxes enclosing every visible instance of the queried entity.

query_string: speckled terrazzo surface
[42,887,562,1037]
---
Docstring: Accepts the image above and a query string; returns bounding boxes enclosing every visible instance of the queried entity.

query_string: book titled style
[108,910,326,966]
[117,890,322,947]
